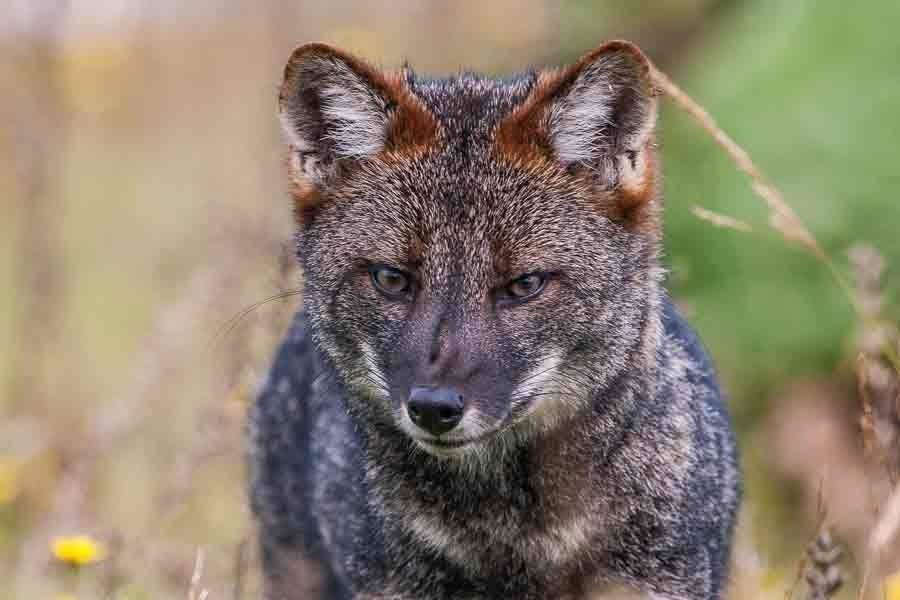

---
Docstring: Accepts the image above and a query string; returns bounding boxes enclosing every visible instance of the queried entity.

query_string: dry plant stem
[855,565,871,600]
[188,547,209,600]
[691,206,753,233]
[856,356,885,600]
[869,482,900,561]
[856,354,879,461]
[650,68,825,260]
[787,482,829,600]
[651,66,900,374]
[787,551,808,600]
[804,527,843,600]
[6,2,70,417]
[232,538,248,600]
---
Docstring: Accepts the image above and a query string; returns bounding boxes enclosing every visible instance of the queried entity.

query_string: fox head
[279,40,663,457]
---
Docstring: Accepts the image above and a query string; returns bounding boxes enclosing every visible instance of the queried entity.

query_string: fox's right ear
[278,43,437,221]
[497,41,660,231]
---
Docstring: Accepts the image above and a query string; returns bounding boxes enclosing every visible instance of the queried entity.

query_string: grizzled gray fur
[249,39,741,600]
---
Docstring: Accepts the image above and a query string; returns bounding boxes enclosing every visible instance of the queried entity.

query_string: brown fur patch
[585,137,661,236]
[494,68,569,162]
[531,419,598,524]
[617,137,662,235]
[382,71,440,155]
[286,150,322,225]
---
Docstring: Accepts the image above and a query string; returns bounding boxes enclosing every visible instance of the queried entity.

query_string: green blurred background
[2,0,898,597]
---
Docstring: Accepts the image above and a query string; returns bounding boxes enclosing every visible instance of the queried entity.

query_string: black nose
[407,386,464,436]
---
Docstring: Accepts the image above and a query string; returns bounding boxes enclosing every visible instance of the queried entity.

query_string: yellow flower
[886,571,900,600]
[0,456,19,504]
[51,535,107,566]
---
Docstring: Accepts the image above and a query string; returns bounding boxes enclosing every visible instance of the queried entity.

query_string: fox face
[280,41,662,456]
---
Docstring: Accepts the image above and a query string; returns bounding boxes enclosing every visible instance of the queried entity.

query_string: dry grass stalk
[804,526,844,600]
[650,67,826,262]
[857,354,879,461]
[849,245,887,323]
[850,245,900,482]
[848,236,899,593]
[850,245,900,368]
[653,66,900,378]
[4,1,70,418]
[232,538,249,600]
[188,547,209,600]
[785,481,827,600]
[869,483,900,557]
[691,206,753,233]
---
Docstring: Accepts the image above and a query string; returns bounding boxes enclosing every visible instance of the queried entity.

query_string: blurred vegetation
[662,0,900,421]
[1,0,898,598]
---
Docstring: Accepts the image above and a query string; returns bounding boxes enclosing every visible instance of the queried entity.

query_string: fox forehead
[406,70,538,135]
[325,155,606,280]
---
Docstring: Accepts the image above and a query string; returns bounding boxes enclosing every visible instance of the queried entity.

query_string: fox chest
[398,505,597,570]
[346,492,606,599]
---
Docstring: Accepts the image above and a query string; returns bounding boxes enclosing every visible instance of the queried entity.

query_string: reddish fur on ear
[494,40,660,234]
[381,71,440,155]
[495,68,570,161]
[620,137,660,225]
[280,43,439,224]
[600,136,661,236]
[286,150,321,225]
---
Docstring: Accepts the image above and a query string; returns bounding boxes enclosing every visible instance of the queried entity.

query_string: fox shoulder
[247,313,315,543]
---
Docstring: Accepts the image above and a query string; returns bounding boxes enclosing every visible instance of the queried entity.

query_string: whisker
[210,289,302,349]
[520,370,594,393]
[515,363,563,388]
[515,360,598,390]
[509,374,594,407]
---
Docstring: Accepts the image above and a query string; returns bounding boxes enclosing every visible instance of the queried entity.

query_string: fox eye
[370,265,411,298]
[503,273,546,303]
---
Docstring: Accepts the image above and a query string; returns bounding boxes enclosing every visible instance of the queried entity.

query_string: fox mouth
[412,429,499,454]
[404,407,516,455]
[415,436,476,449]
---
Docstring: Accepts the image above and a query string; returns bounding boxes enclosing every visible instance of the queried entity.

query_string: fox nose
[406,386,464,436]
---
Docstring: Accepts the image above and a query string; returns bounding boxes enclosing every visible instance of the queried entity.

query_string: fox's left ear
[498,40,660,228]
[278,43,438,223]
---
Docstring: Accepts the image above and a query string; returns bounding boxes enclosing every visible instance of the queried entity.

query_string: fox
[248,39,742,600]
